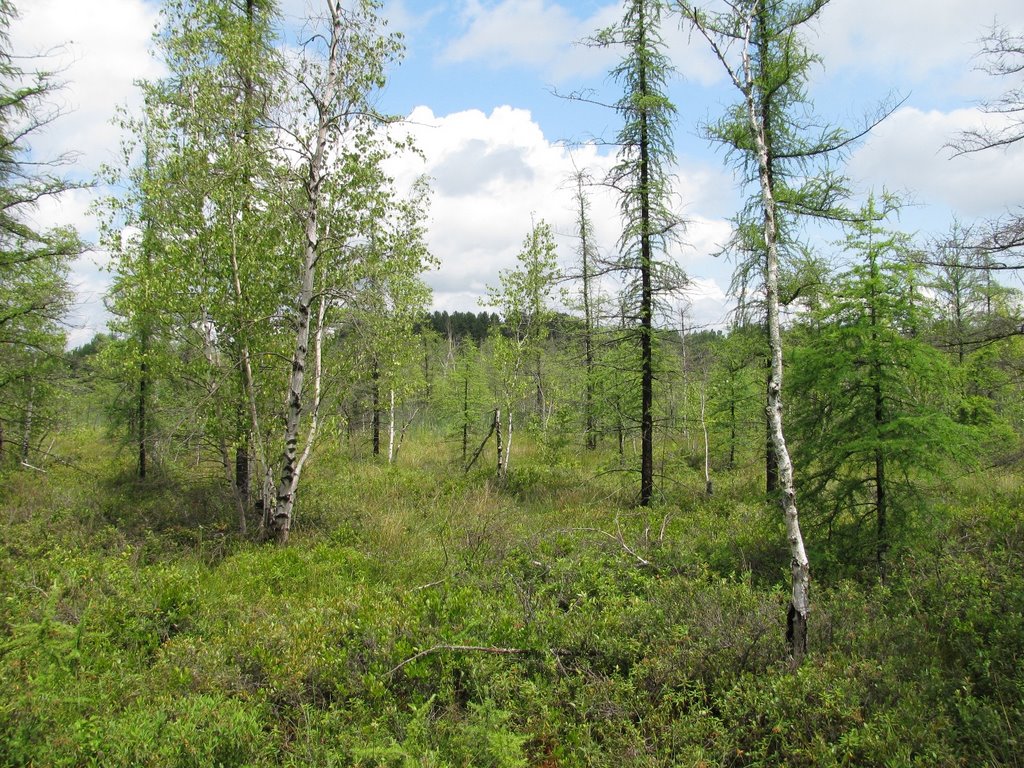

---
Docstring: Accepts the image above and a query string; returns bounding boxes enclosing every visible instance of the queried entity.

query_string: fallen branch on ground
[385,644,541,678]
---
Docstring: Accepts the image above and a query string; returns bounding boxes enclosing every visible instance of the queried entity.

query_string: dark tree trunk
[495,407,503,476]
[462,375,469,462]
[729,397,736,469]
[371,362,381,457]
[235,436,250,512]
[21,389,34,464]
[638,3,654,506]
[138,355,147,479]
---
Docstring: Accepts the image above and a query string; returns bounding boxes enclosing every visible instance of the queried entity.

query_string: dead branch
[385,643,539,678]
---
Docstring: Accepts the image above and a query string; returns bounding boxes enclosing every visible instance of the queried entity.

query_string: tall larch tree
[0,0,83,469]
[594,0,684,506]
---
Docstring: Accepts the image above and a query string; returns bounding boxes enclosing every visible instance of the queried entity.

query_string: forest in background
[2,0,1024,764]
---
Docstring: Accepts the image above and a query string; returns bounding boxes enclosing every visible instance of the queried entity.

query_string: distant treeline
[415,310,592,344]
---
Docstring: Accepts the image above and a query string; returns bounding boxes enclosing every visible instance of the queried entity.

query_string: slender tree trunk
[502,409,514,477]
[617,411,625,464]
[138,353,148,480]
[729,396,736,469]
[700,380,712,496]
[535,353,544,418]
[579,177,597,451]
[270,24,341,543]
[372,363,381,456]
[21,387,34,464]
[495,407,503,476]
[765,358,778,494]
[422,334,432,401]
[638,16,655,507]
[235,428,250,513]
[387,388,396,463]
[746,9,810,663]
[462,374,469,462]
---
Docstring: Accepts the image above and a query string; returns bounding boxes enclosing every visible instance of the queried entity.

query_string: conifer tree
[790,196,974,573]
[594,0,685,505]
[0,0,83,469]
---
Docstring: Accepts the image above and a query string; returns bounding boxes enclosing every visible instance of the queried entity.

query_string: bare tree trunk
[270,7,345,543]
[578,174,597,451]
[729,397,736,469]
[387,388,396,463]
[422,334,432,401]
[700,381,712,497]
[503,409,513,477]
[371,362,381,457]
[765,357,778,494]
[752,95,809,667]
[462,374,469,462]
[235,428,250,513]
[138,354,147,480]
[20,387,34,464]
[495,407,503,476]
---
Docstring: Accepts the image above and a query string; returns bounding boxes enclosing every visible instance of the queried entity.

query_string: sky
[12,0,1024,347]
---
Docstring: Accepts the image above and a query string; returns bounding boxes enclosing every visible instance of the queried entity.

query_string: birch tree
[679,0,839,663]
[266,0,408,543]
[102,0,289,529]
[346,178,434,463]
[485,220,560,477]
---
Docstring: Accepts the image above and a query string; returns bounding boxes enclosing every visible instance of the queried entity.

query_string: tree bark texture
[270,4,347,545]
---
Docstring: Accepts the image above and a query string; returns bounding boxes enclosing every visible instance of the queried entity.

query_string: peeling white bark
[270,4,346,545]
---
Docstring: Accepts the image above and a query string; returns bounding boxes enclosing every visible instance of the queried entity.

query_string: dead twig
[385,644,539,678]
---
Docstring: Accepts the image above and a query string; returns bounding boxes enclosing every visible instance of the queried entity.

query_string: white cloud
[12,0,162,175]
[442,0,723,86]
[386,105,734,326]
[813,0,1020,81]
[847,106,1024,218]
[443,0,610,79]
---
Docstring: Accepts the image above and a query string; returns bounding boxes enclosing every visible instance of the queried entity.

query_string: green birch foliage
[100,0,293,472]
[486,220,561,422]
[339,177,436,437]
[790,197,976,565]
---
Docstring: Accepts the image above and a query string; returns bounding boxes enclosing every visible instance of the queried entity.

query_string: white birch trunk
[269,5,346,545]
[387,388,396,464]
[503,409,513,477]
[700,381,712,497]
[740,24,810,664]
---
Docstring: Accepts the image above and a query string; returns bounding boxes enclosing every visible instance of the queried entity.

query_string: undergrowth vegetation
[1,427,1022,766]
